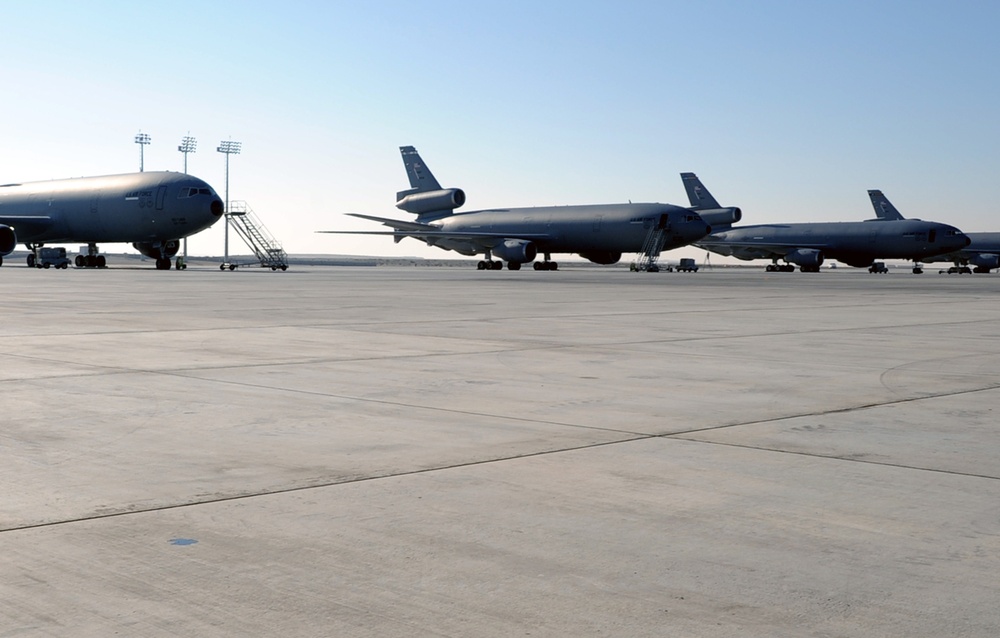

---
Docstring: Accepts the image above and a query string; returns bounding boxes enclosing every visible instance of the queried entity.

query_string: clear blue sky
[2,1,997,260]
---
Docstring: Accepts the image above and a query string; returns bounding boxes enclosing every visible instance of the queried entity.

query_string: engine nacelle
[492,239,537,264]
[395,188,466,215]
[580,251,622,265]
[969,253,1000,270]
[0,224,16,256]
[696,207,742,227]
[784,248,824,268]
[132,240,180,259]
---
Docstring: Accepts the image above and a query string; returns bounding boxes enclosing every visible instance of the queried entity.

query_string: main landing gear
[766,262,795,272]
[474,250,558,271]
[533,252,558,271]
[74,243,107,268]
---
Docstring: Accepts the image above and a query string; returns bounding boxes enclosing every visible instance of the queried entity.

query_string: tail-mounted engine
[395,188,466,215]
[695,207,742,227]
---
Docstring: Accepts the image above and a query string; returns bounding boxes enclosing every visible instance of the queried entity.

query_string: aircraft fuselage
[428,203,710,259]
[701,219,969,267]
[0,171,224,247]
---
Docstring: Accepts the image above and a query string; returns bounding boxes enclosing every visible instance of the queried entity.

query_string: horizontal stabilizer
[343,212,436,232]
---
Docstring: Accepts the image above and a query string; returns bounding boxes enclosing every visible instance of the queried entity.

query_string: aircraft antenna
[217,139,243,268]
[134,131,151,172]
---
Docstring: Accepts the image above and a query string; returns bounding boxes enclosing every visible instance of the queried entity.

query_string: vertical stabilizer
[867,190,905,220]
[679,172,742,229]
[681,172,722,209]
[400,145,441,193]
[394,146,467,219]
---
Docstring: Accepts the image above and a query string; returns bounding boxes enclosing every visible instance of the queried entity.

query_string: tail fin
[394,146,467,219]
[399,145,441,194]
[679,172,742,229]
[867,190,905,220]
[681,172,722,209]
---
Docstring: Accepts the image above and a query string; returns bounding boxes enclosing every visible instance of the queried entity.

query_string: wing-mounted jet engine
[0,225,16,265]
[783,248,824,272]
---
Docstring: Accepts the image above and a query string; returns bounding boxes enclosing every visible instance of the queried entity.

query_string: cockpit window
[178,187,213,198]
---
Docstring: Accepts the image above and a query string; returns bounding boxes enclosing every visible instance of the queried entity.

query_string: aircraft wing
[696,237,828,260]
[0,214,53,236]
[318,213,550,247]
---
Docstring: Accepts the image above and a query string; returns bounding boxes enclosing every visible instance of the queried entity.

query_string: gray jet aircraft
[319,146,717,270]
[868,189,1000,274]
[685,174,970,273]
[0,171,224,270]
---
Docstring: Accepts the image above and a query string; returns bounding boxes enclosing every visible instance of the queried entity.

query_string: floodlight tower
[135,131,151,172]
[216,139,242,264]
[178,135,197,173]
[178,135,197,261]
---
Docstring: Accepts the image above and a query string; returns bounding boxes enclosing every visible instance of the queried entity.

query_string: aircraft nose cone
[211,198,224,217]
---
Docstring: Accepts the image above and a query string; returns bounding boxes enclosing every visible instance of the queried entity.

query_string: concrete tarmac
[2,264,999,637]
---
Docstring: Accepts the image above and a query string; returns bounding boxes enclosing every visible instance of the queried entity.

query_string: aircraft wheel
[229,264,237,271]
[492,260,503,270]
[97,255,106,268]
[43,263,50,269]
[281,265,288,271]
[477,261,487,270]
[27,254,35,267]
[550,262,558,271]
[533,262,543,270]
[508,261,521,271]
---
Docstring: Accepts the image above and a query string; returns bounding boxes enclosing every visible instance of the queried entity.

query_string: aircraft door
[592,215,603,232]
[155,185,167,210]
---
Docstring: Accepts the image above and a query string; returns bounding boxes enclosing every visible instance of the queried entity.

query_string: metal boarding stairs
[223,200,288,271]
[632,215,669,272]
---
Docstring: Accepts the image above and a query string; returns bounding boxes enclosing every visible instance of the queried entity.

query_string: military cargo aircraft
[0,171,224,270]
[685,175,970,273]
[868,189,1000,274]
[320,146,718,270]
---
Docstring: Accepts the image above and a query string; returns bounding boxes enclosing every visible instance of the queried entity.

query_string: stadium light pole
[178,135,197,173]
[216,140,242,265]
[178,135,197,260]
[134,132,151,172]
